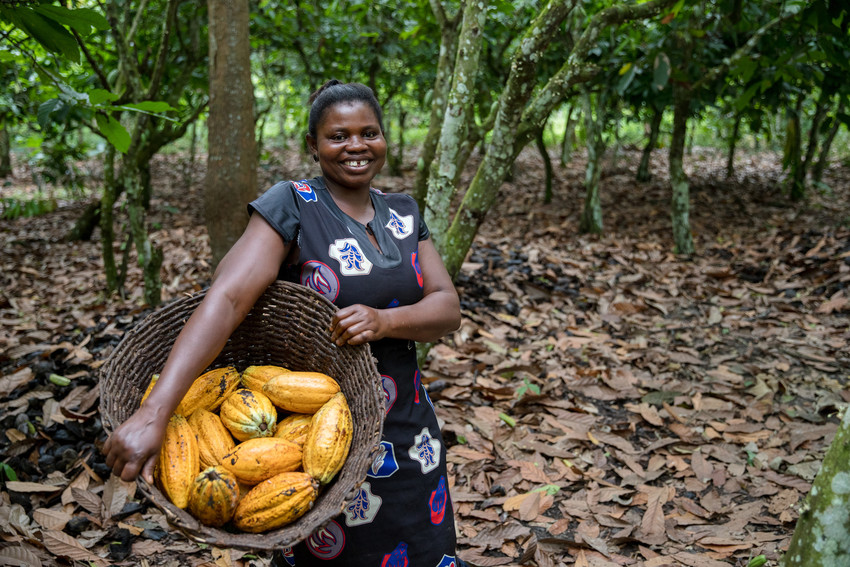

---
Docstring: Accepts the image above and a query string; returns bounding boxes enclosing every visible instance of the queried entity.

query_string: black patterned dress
[248,177,459,567]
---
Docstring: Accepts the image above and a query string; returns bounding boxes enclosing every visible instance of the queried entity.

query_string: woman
[103,80,462,566]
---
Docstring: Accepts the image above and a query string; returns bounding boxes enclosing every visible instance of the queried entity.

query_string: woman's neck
[324,178,375,225]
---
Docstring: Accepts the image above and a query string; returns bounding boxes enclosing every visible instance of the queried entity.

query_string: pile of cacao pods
[141,365,353,533]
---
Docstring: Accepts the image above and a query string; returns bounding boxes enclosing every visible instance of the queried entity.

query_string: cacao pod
[273,413,313,447]
[158,414,200,509]
[175,366,240,417]
[233,472,318,533]
[241,365,290,392]
[302,392,352,485]
[219,389,277,442]
[140,373,159,406]
[187,466,240,527]
[188,408,236,469]
[220,437,302,485]
[262,371,340,414]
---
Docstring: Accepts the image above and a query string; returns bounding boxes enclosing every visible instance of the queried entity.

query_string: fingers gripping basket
[99,281,385,550]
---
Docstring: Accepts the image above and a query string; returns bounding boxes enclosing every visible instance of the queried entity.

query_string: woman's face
[309,101,386,193]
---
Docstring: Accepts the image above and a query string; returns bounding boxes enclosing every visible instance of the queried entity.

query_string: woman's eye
[364,131,378,139]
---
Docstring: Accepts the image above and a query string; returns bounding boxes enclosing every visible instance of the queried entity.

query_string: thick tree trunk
[126,163,163,306]
[636,107,662,182]
[580,90,603,234]
[669,93,694,255]
[0,118,10,177]
[782,408,850,566]
[205,0,257,268]
[725,111,741,179]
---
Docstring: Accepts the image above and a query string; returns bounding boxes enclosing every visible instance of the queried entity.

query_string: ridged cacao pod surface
[219,388,278,442]
[158,414,200,509]
[273,413,313,446]
[262,371,340,414]
[302,392,352,485]
[220,437,303,485]
[188,408,236,469]
[233,472,319,533]
[175,366,240,417]
[241,365,290,392]
[187,466,240,527]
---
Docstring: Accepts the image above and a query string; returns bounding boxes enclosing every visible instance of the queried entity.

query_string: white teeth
[344,160,369,167]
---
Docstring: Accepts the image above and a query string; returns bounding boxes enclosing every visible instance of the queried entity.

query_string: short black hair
[307,80,384,138]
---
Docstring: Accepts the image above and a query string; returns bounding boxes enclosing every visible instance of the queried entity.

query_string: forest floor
[1,145,849,567]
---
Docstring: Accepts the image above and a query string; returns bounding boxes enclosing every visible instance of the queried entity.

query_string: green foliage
[1,194,57,219]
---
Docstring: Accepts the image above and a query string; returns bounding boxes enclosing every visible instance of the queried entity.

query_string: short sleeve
[247,181,302,243]
[418,215,430,241]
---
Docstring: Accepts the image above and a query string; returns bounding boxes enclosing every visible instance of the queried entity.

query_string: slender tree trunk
[205,0,257,268]
[560,105,576,166]
[0,117,11,177]
[801,94,828,183]
[786,97,805,201]
[812,102,844,185]
[412,2,460,211]
[782,407,850,566]
[537,128,554,204]
[184,120,197,189]
[725,111,741,179]
[669,92,694,255]
[100,146,119,292]
[580,89,603,234]
[637,107,662,182]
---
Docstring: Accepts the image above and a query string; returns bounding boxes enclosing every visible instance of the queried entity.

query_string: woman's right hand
[102,404,168,483]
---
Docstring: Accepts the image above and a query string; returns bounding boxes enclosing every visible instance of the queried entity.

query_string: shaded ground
[1,145,849,567]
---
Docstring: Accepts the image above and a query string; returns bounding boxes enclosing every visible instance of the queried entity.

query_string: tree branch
[146,0,179,99]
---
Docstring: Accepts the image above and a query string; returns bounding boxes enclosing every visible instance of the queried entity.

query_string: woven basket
[99,281,385,551]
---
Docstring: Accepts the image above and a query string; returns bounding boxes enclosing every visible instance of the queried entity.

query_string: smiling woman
[102,80,464,567]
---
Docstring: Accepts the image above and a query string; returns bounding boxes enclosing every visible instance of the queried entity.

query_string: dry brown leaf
[0,543,43,567]
[41,530,108,567]
[4,482,63,493]
[31,508,72,530]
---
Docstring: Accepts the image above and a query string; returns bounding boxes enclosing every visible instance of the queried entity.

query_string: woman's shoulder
[372,188,419,212]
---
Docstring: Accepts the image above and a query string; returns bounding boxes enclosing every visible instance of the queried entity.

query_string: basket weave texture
[99,281,385,551]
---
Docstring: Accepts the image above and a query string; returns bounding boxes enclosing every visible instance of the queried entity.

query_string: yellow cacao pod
[220,437,303,485]
[273,413,313,447]
[140,373,159,406]
[219,389,277,442]
[302,392,352,485]
[187,466,240,527]
[175,366,240,417]
[158,414,200,509]
[233,472,318,533]
[262,372,340,414]
[241,365,290,392]
[188,408,236,469]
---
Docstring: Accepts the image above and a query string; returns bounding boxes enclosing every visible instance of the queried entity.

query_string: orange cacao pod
[175,366,240,417]
[233,472,318,533]
[302,392,352,485]
[140,373,159,406]
[241,365,290,392]
[273,413,313,446]
[220,437,303,485]
[187,466,240,527]
[188,408,236,469]
[262,371,340,414]
[219,389,278,442]
[158,414,200,509]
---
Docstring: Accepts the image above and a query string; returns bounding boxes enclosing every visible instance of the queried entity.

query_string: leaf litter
[0,146,848,566]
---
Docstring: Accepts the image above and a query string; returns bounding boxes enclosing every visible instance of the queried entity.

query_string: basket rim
[98,280,385,550]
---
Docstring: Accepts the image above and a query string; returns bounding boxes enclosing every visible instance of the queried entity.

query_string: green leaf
[118,101,176,113]
[498,412,516,428]
[88,89,119,106]
[37,99,62,129]
[33,5,110,35]
[15,7,80,63]
[0,463,17,482]
[617,63,638,95]
[96,114,131,154]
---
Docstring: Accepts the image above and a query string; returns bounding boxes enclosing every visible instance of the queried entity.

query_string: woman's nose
[347,136,367,150]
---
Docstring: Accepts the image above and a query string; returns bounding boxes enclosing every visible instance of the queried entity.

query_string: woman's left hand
[331,304,386,346]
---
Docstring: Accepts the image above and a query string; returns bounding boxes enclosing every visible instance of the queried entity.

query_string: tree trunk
[669,92,694,255]
[725,111,741,179]
[100,146,119,292]
[636,107,662,182]
[786,97,805,201]
[412,2,460,212]
[205,0,257,268]
[801,93,828,185]
[560,105,576,167]
[782,408,850,566]
[537,128,554,204]
[125,163,163,306]
[0,117,11,178]
[580,89,603,234]
[812,102,843,185]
